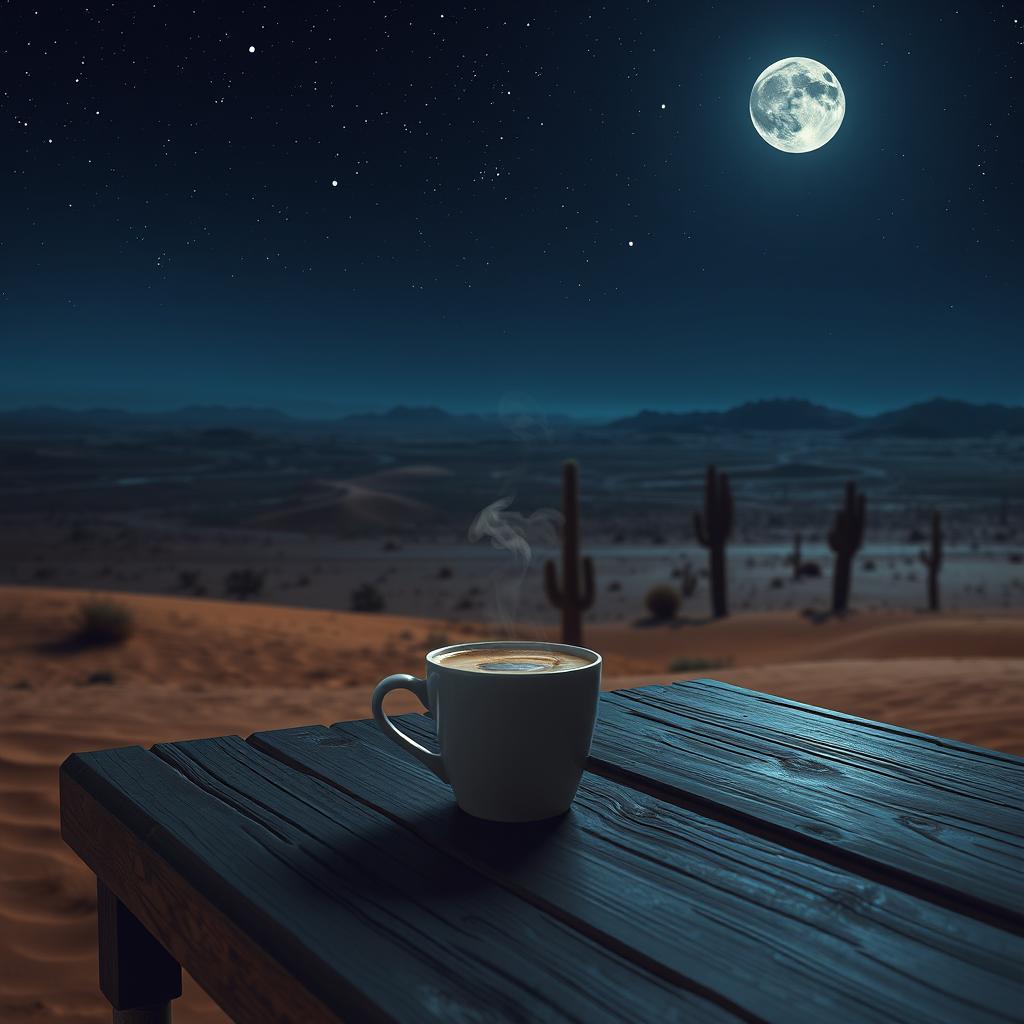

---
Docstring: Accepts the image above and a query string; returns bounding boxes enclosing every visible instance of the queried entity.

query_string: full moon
[749,57,845,154]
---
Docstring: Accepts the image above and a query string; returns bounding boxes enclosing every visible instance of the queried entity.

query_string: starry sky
[2,1,1021,417]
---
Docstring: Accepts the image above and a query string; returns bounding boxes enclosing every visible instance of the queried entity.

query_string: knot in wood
[799,820,843,840]
[898,814,944,837]
[317,733,355,747]
[622,800,660,822]
[776,754,840,777]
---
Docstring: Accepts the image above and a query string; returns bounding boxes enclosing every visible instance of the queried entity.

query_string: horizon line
[0,395,1020,422]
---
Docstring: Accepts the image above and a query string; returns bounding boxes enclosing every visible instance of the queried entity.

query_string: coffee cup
[371,641,602,822]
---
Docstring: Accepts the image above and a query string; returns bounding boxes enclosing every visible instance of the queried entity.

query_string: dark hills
[609,399,863,433]
[0,403,492,438]
[0,397,1022,439]
[850,398,1024,438]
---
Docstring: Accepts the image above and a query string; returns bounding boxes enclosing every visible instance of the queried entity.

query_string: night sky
[2,2,1021,416]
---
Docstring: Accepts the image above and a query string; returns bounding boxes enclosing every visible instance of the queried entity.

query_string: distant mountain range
[611,398,1024,437]
[1,397,1023,438]
[608,399,863,433]
[0,403,497,438]
[850,398,1024,439]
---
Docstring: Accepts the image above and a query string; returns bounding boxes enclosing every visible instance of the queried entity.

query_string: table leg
[112,1007,171,1024]
[97,879,182,1023]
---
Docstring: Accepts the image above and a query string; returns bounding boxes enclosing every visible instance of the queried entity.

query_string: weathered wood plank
[150,735,742,1024]
[253,719,1024,1024]
[61,752,340,1024]
[67,741,729,1024]
[590,680,1024,923]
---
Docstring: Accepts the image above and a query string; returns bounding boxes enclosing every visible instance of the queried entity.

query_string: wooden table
[60,679,1024,1024]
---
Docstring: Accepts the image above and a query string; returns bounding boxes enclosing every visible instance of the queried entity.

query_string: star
[660,103,666,109]
[628,240,634,247]
[331,180,338,187]
[248,45,256,53]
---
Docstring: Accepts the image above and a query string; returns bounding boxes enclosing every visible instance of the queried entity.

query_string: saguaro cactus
[679,562,699,601]
[791,531,803,581]
[544,460,595,646]
[828,481,866,614]
[919,510,943,612]
[694,465,733,618]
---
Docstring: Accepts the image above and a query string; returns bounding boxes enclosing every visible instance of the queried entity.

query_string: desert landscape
[3,588,1024,1021]
[3,400,1024,624]
[2,400,1024,1021]
[7,1,1024,1015]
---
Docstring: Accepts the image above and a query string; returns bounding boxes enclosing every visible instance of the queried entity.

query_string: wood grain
[61,751,344,1024]
[589,680,1024,923]
[147,735,740,1024]
[252,718,1024,1024]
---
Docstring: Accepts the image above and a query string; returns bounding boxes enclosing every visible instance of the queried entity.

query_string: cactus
[679,562,698,600]
[828,481,866,614]
[544,460,595,646]
[791,531,802,581]
[693,465,733,618]
[919,510,943,612]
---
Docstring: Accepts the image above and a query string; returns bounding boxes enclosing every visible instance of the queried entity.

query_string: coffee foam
[437,647,592,674]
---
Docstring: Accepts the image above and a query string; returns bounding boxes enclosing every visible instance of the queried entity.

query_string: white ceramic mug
[371,641,602,822]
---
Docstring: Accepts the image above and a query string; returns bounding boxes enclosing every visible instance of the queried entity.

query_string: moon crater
[750,57,845,154]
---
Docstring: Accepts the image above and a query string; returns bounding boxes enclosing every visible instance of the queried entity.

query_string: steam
[468,496,560,632]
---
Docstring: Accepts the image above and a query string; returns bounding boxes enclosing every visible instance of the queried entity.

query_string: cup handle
[371,674,448,782]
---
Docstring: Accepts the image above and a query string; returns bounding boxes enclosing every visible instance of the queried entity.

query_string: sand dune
[247,479,435,535]
[589,610,1024,667]
[1,586,1022,1022]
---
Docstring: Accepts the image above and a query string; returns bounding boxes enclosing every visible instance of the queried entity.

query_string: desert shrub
[1010,553,1023,564]
[224,569,264,600]
[645,584,680,621]
[668,656,732,673]
[798,561,822,578]
[770,577,784,589]
[862,559,876,571]
[437,566,453,579]
[679,564,699,598]
[608,580,622,592]
[352,582,385,612]
[179,570,200,591]
[801,607,831,624]
[296,574,310,586]
[76,601,134,646]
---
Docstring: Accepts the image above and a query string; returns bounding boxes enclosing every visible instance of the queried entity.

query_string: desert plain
[1,408,1023,1021]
